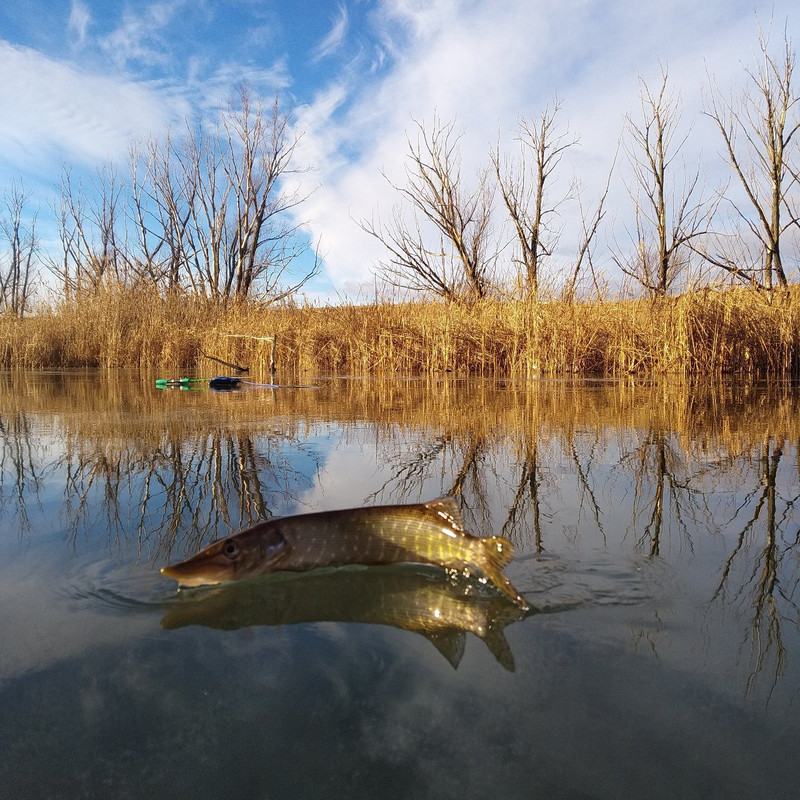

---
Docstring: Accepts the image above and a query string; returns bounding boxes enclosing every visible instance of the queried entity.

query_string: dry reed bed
[2,285,799,376]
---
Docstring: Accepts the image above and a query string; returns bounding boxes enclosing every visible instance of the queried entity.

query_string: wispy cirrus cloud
[188,58,293,112]
[0,41,186,171]
[314,3,349,61]
[67,0,91,48]
[96,0,189,70]
[0,0,290,178]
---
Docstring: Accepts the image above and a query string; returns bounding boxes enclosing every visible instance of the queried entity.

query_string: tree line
[364,25,800,302]
[1,87,318,316]
[1,25,798,316]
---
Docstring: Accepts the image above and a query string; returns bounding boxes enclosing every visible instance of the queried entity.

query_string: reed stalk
[2,284,799,377]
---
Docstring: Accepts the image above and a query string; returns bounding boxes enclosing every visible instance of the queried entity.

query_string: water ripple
[60,560,173,614]
[509,550,663,612]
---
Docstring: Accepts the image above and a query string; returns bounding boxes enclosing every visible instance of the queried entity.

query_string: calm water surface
[1,372,799,799]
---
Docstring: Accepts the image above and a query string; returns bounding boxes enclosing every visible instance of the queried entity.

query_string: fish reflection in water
[161,565,529,670]
[161,497,527,608]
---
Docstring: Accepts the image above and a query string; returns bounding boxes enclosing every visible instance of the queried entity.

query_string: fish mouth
[160,559,231,588]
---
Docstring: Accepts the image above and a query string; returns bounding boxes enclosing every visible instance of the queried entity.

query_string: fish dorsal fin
[424,497,466,533]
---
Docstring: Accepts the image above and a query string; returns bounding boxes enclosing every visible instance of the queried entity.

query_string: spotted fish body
[161,497,527,608]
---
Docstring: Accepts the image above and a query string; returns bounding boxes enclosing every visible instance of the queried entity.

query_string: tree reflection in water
[0,410,42,534]
[1,372,799,696]
[59,428,317,559]
[711,435,800,698]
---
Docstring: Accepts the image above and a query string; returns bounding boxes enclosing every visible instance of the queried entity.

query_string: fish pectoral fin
[424,497,466,532]
[425,630,467,669]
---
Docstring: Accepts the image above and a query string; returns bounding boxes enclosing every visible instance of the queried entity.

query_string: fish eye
[222,540,240,560]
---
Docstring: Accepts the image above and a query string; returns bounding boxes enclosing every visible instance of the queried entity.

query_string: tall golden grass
[2,284,799,376]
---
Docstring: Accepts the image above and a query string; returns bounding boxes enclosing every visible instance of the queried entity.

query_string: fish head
[161,524,287,588]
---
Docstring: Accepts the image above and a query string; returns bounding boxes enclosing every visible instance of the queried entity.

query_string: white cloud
[68,0,91,47]
[291,0,599,293]
[189,58,293,112]
[97,0,187,70]
[0,41,186,170]
[314,2,350,61]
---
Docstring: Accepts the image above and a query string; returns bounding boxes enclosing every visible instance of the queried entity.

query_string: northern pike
[161,565,529,670]
[161,497,528,608]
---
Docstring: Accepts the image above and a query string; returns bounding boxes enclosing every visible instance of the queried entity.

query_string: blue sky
[1,0,798,300]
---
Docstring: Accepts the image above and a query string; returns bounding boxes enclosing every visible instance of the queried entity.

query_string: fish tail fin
[480,536,529,610]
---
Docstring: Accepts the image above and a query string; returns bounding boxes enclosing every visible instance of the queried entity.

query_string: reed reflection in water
[1,372,799,799]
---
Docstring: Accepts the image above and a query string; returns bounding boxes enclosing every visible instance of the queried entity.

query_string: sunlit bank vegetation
[1,28,799,375]
[2,284,800,376]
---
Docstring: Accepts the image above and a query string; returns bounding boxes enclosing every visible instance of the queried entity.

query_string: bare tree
[703,25,800,289]
[565,150,617,300]
[130,88,317,303]
[0,181,39,316]
[492,99,578,299]
[50,86,316,303]
[128,132,192,292]
[52,165,129,295]
[616,68,715,296]
[363,115,496,302]
[221,91,314,300]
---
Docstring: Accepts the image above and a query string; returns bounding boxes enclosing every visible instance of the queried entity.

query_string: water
[1,372,799,799]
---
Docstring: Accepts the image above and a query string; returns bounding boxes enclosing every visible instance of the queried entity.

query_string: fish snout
[160,556,234,588]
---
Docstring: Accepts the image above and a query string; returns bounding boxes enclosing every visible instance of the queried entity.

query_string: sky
[1,0,798,301]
